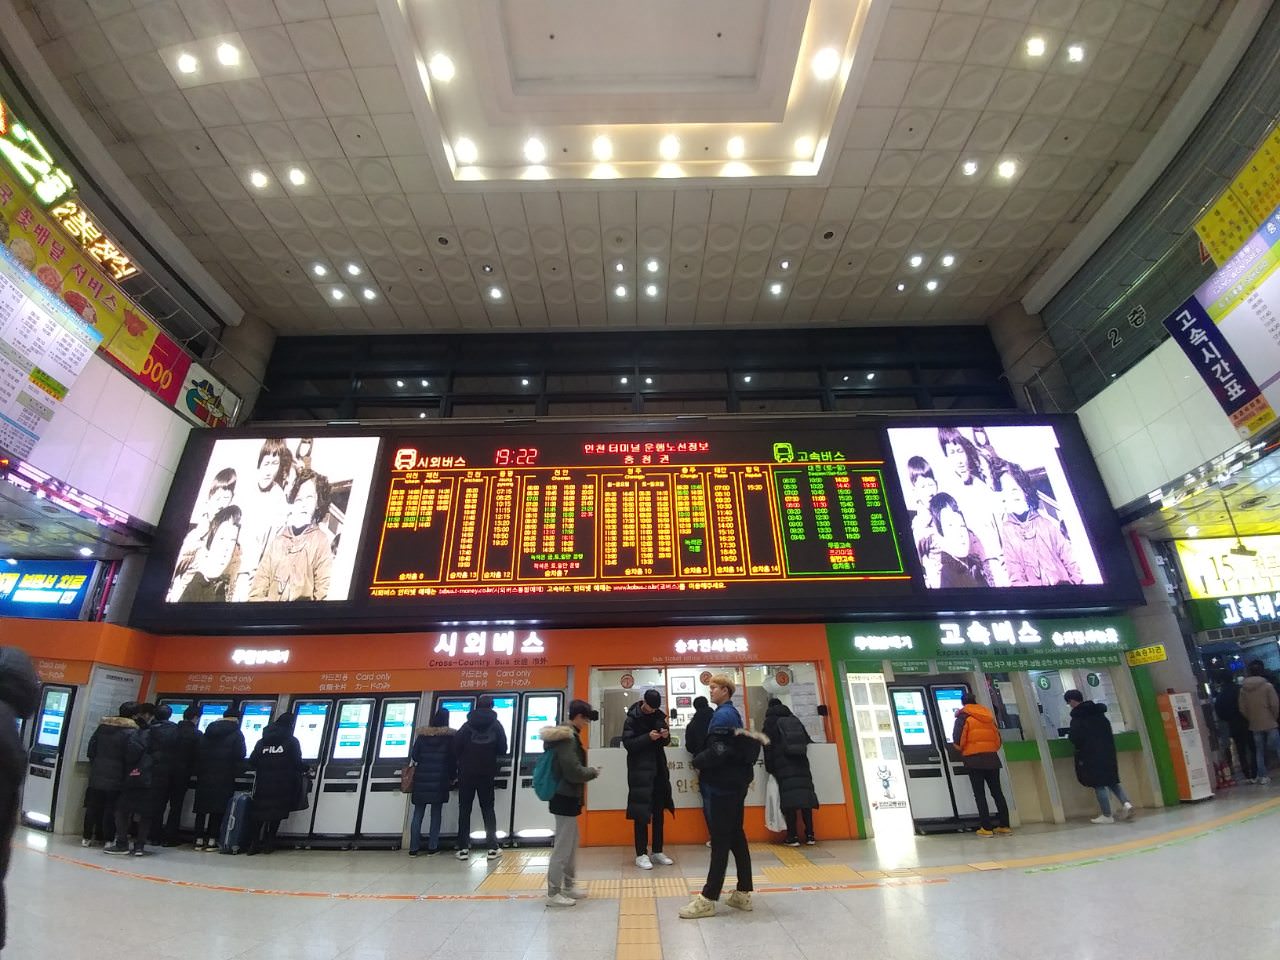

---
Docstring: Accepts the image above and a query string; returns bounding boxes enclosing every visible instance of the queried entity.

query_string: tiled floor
[8,788,1280,959]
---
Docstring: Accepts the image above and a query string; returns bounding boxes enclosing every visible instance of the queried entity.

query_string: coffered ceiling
[10,0,1236,336]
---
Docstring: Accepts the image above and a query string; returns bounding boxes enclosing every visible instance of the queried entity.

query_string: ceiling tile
[139,1,195,47]
[240,25,305,75]
[286,19,349,71]
[332,14,393,67]
[226,0,281,29]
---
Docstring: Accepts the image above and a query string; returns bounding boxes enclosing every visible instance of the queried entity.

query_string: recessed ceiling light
[614,262,625,273]
[216,43,240,67]
[1068,43,1085,63]
[79,546,93,557]
[312,263,328,278]
[896,282,906,292]
[645,259,659,273]
[727,136,745,159]
[659,135,680,160]
[997,159,1018,179]
[590,163,618,179]
[769,282,783,296]
[743,375,753,383]
[1026,36,1047,57]
[908,254,923,268]
[866,372,876,381]
[524,138,547,164]
[428,53,455,82]
[780,259,791,271]
[656,163,683,178]
[620,376,629,385]
[481,264,493,274]
[488,286,503,300]
[249,169,268,189]
[346,263,361,277]
[644,377,653,385]
[453,138,477,165]
[419,412,427,419]
[962,160,978,177]
[521,378,530,386]
[592,135,612,162]
[794,136,815,159]
[941,254,955,268]
[842,375,849,382]
[396,379,404,387]
[176,52,198,74]
[331,288,345,301]
[614,284,627,298]
[925,279,939,292]
[812,47,841,80]
[421,379,429,387]
[287,167,306,186]
[362,288,376,301]
[721,161,752,178]
[644,283,658,297]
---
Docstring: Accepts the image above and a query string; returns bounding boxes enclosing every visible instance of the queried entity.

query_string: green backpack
[533,748,560,801]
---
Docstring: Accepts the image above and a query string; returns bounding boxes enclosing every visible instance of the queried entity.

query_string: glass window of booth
[743,663,826,741]
[983,672,1026,742]
[1030,667,1131,738]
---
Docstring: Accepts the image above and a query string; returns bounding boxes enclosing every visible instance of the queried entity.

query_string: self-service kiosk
[889,682,985,833]
[354,697,418,845]
[22,685,76,829]
[310,697,377,845]
[280,699,333,843]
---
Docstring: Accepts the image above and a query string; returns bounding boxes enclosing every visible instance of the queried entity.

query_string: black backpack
[468,724,497,749]
[777,715,808,758]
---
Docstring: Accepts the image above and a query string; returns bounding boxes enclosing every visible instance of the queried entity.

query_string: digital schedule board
[132,415,1140,632]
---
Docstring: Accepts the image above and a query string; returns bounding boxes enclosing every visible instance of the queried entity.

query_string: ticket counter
[829,615,1178,838]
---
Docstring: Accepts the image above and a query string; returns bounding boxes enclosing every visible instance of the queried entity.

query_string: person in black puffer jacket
[155,706,201,845]
[83,704,138,847]
[247,713,304,855]
[762,699,819,846]
[0,647,39,954]
[408,708,457,856]
[107,703,161,856]
[193,712,247,850]
[144,704,185,846]
[685,696,715,835]
[622,690,675,869]
[454,696,508,859]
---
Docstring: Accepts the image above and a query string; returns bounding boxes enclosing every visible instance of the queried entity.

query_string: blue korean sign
[0,560,96,619]
[1162,295,1270,431]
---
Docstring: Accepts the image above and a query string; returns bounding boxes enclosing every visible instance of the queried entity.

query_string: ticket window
[982,673,1026,742]
[742,663,825,740]
[1030,667,1132,738]
[595,668,667,748]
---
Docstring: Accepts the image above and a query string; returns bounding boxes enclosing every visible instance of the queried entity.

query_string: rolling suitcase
[218,791,254,854]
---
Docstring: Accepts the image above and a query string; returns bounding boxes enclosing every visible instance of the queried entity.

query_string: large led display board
[133,416,1139,632]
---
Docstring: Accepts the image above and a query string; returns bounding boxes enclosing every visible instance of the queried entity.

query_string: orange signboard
[33,658,92,685]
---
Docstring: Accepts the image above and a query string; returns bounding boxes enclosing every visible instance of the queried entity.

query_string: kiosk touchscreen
[36,689,70,748]
[891,690,934,753]
[491,696,516,755]
[333,701,373,760]
[159,699,192,720]
[23,685,75,829]
[933,686,969,744]
[377,701,416,759]
[240,701,276,755]
[294,701,331,761]
[439,698,473,731]
[521,695,559,758]
[197,701,233,733]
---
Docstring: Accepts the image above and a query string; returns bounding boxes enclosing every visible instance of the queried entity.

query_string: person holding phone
[541,699,600,907]
[623,689,674,870]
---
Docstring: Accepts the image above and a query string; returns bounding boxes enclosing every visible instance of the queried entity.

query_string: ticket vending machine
[196,700,233,733]
[239,700,276,756]
[510,692,561,842]
[355,697,419,846]
[280,699,334,844]
[22,685,75,830]
[889,682,980,833]
[310,698,376,845]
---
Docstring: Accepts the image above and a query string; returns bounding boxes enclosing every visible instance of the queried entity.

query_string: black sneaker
[409,850,419,858]
[487,848,500,860]
[456,848,470,860]
[805,837,817,845]
[103,844,129,856]
[426,848,439,856]
[783,837,801,847]
[131,847,145,857]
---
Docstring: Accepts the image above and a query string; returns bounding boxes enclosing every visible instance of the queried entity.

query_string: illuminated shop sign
[431,629,546,658]
[1188,591,1280,631]
[831,615,1135,664]
[0,97,73,206]
[48,199,137,281]
[1175,536,1280,600]
[230,648,291,665]
[674,636,749,655]
[0,559,95,620]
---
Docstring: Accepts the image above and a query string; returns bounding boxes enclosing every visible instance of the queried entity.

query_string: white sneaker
[1119,802,1135,821]
[651,852,674,866]
[563,886,589,900]
[455,849,470,860]
[705,840,712,848]
[1091,815,1114,824]
[545,893,577,907]
[635,854,653,870]
[1258,776,1272,785]
[80,838,92,848]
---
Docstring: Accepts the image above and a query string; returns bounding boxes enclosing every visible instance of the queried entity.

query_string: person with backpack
[952,692,1011,837]
[454,695,508,860]
[761,699,819,847]
[680,675,766,920]
[685,696,715,835]
[246,712,305,855]
[539,699,600,907]
[623,689,675,870]
[106,703,160,856]
[407,708,457,857]
[82,702,139,847]
[192,711,247,850]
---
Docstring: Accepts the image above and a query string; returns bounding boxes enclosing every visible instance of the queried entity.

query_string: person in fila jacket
[247,712,304,854]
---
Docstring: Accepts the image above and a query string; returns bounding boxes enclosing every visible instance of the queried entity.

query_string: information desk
[370,434,907,600]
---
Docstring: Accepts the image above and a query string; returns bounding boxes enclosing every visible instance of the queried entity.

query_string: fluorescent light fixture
[659,135,680,160]
[249,169,268,189]
[925,279,939,292]
[521,378,530,386]
[614,284,627,298]
[644,377,653,385]
[331,288,345,301]
[962,160,979,176]
[428,53,455,82]
[524,138,547,164]
[362,288,376,301]
[396,379,404,387]
[216,43,240,66]
[656,163,683,178]
[453,138,477,165]
[743,375,753,383]
[78,546,93,557]
[645,259,659,273]
[812,47,841,80]
[312,264,328,277]
[614,262,625,273]
[288,167,306,186]
[997,159,1018,179]
[721,161,752,177]
[590,163,618,179]
[346,263,361,277]
[620,376,629,385]
[941,254,955,268]
[780,259,791,271]
[727,136,745,159]
[794,136,815,159]
[418,412,427,419]
[769,282,783,296]
[1068,44,1085,63]
[488,286,503,300]
[908,254,923,268]
[176,52,198,74]
[896,282,906,292]
[24,811,51,826]
[866,372,876,381]
[421,379,429,387]
[1026,36,1046,57]
[644,284,658,297]
[592,135,612,162]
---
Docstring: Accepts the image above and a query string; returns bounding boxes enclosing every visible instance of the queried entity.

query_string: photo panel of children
[165,436,380,603]
[885,425,1104,590]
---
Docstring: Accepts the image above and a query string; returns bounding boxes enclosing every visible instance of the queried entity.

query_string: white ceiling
[13,0,1235,336]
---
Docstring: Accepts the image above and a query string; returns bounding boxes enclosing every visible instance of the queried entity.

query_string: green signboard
[1187,591,1280,632]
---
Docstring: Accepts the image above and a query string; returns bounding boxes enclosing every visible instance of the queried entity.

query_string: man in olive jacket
[540,699,599,907]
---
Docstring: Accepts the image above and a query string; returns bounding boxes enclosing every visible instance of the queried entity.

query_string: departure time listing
[368,437,909,599]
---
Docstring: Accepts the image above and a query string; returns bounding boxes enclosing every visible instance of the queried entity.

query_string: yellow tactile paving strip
[28,795,1280,907]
